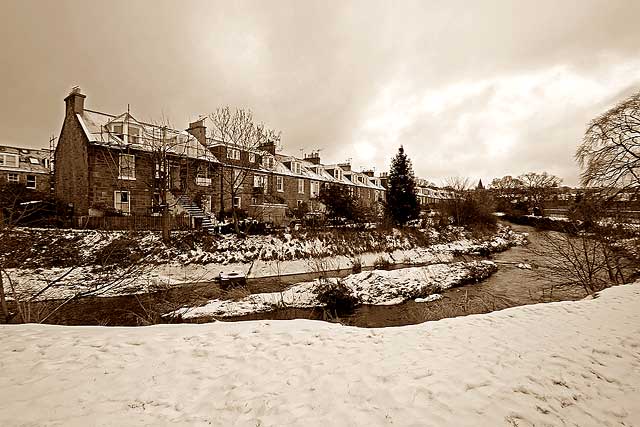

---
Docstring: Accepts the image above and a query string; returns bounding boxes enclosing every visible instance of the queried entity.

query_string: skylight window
[29,157,39,165]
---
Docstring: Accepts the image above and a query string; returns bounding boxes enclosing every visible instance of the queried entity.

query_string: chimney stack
[363,170,375,177]
[64,86,85,115]
[187,117,207,146]
[259,140,276,155]
[304,151,321,165]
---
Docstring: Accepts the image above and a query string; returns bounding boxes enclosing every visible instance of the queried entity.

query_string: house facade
[0,145,51,193]
[54,88,389,225]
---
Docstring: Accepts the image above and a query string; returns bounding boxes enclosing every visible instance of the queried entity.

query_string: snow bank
[3,225,526,301]
[1,283,639,426]
[170,261,497,319]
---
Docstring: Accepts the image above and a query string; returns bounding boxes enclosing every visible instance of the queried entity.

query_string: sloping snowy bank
[170,261,497,319]
[1,283,638,426]
[4,225,525,301]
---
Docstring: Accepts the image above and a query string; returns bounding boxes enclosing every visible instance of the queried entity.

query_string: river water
[37,222,591,327]
[220,223,588,327]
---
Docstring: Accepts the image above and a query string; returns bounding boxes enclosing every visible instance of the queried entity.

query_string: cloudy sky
[1,0,639,186]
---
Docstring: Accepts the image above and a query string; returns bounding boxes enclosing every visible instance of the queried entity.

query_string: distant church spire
[477,179,485,190]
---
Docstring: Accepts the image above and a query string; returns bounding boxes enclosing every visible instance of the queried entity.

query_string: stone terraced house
[0,145,52,193]
[54,88,387,228]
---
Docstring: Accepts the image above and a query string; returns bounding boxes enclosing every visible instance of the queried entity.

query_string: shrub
[373,256,392,270]
[316,280,358,314]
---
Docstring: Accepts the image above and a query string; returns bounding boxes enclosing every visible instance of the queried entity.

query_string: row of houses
[1,87,454,228]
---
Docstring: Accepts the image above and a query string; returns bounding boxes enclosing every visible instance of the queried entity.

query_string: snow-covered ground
[170,261,497,319]
[1,283,638,426]
[3,225,526,301]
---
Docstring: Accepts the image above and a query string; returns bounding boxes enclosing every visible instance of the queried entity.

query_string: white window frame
[112,123,124,141]
[297,178,305,194]
[233,196,241,208]
[118,153,136,180]
[311,181,320,197]
[227,148,241,160]
[253,174,267,191]
[334,168,343,181]
[262,155,274,169]
[291,161,302,175]
[0,154,19,168]
[128,126,141,144]
[25,175,36,189]
[196,166,211,186]
[276,175,284,192]
[249,153,256,163]
[114,190,131,214]
[7,173,19,183]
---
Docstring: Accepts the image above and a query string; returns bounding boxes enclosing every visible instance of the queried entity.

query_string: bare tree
[577,90,640,197]
[209,107,280,233]
[527,229,625,295]
[490,175,523,198]
[442,177,472,225]
[517,172,562,215]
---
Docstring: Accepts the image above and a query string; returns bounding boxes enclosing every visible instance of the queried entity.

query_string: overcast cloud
[1,0,639,186]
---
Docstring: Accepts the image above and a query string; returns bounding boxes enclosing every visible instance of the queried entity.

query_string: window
[7,173,18,183]
[114,191,131,214]
[196,166,211,186]
[334,168,343,181]
[155,160,166,179]
[227,148,240,160]
[297,178,305,194]
[310,181,320,197]
[291,161,302,175]
[118,154,136,180]
[297,200,303,208]
[253,175,267,191]
[262,155,274,169]
[26,175,36,189]
[128,126,140,144]
[233,196,241,208]
[233,169,242,185]
[249,153,256,163]
[276,176,284,192]
[28,157,39,165]
[252,197,257,205]
[112,124,124,141]
[0,154,18,168]
[43,158,50,170]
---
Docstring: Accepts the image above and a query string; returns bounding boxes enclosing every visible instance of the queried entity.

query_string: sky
[1,0,639,186]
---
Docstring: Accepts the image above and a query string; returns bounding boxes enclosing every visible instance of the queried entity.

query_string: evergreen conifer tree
[386,146,420,225]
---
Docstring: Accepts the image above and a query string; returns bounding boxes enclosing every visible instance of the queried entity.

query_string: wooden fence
[74,215,196,231]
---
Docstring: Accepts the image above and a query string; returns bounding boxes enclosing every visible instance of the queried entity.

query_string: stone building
[54,87,387,226]
[0,145,51,193]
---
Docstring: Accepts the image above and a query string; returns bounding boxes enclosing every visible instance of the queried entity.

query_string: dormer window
[262,155,274,169]
[334,169,343,180]
[292,162,302,175]
[227,148,241,160]
[128,126,140,144]
[0,154,19,168]
[112,124,124,141]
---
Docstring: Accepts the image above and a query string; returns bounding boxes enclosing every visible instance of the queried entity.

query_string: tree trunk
[0,268,9,323]
[162,208,171,242]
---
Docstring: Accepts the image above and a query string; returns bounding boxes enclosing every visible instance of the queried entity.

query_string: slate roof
[76,110,219,163]
[0,145,51,175]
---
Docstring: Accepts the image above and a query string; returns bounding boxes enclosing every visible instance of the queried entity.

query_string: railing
[73,215,195,231]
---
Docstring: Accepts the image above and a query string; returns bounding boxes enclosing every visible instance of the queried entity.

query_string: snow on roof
[77,110,219,163]
[0,145,51,174]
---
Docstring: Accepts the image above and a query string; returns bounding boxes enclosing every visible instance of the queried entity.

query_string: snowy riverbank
[170,261,497,319]
[3,225,526,301]
[1,283,638,426]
